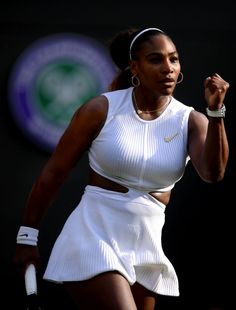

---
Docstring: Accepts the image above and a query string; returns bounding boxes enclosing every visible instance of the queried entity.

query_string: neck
[132,89,170,115]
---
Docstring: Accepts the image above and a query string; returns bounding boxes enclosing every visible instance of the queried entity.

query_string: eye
[148,55,162,64]
[170,56,179,63]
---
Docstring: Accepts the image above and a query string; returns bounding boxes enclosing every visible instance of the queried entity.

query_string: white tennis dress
[43,87,194,296]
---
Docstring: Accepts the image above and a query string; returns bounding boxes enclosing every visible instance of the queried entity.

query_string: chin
[162,89,173,96]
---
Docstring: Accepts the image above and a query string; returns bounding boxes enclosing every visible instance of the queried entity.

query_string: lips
[159,78,175,87]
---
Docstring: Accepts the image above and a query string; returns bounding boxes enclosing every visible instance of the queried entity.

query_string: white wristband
[206,104,226,118]
[16,226,39,246]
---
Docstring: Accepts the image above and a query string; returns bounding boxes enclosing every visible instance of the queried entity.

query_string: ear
[129,60,138,76]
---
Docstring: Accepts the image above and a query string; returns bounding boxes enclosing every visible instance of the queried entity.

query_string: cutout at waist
[88,168,171,206]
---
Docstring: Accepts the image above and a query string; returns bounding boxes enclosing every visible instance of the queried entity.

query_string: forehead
[140,34,177,55]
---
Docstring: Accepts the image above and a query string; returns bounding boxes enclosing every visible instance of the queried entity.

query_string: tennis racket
[25,264,42,310]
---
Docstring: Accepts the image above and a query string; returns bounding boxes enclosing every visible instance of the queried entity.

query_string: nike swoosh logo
[164,132,179,142]
[19,233,28,237]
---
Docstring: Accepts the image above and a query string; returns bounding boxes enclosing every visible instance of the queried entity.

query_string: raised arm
[188,73,229,182]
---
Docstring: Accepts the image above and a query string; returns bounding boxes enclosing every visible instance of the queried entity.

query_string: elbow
[200,168,226,183]
[196,156,229,183]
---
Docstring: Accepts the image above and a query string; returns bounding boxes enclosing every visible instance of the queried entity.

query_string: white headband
[129,27,164,60]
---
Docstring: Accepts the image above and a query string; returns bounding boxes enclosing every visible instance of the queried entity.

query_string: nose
[161,59,173,73]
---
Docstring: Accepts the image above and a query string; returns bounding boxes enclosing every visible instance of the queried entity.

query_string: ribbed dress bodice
[89,87,194,192]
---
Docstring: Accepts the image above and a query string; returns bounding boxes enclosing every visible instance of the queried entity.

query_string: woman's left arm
[188,73,230,182]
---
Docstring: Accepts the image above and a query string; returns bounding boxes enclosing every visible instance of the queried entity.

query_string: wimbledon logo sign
[8,33,116,152]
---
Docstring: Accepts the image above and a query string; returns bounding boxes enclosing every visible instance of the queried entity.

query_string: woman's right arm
[14,95,108,272]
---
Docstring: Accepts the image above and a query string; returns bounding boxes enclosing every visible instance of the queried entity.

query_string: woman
[14,27,229,309]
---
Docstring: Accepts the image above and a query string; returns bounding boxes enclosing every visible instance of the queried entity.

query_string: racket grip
[25,264,37,295]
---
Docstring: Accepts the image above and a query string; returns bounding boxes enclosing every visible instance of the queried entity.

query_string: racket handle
[25,264,37,295]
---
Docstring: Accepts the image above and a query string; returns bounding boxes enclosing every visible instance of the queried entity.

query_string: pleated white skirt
[43,185,179,296]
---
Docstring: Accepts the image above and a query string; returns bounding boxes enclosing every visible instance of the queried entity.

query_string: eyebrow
[147,51,178,57]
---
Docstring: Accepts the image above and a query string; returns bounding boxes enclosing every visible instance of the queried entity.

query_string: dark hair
[108,27,166,91]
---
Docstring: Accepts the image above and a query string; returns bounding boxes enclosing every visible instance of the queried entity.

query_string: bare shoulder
[76,95,108,118]
[46,95,109,168]
[70,95,108,128]
[187,109,209,159]
[188,109,208,132]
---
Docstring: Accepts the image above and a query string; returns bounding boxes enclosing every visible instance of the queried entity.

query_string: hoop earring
[176,72,184,84]
[131,75,140,87]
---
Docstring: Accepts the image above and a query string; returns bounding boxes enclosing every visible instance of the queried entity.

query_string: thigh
[131,282,157,310]
[64,271,137,310]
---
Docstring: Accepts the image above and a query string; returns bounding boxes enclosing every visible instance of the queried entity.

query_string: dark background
[1,1,235,309]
